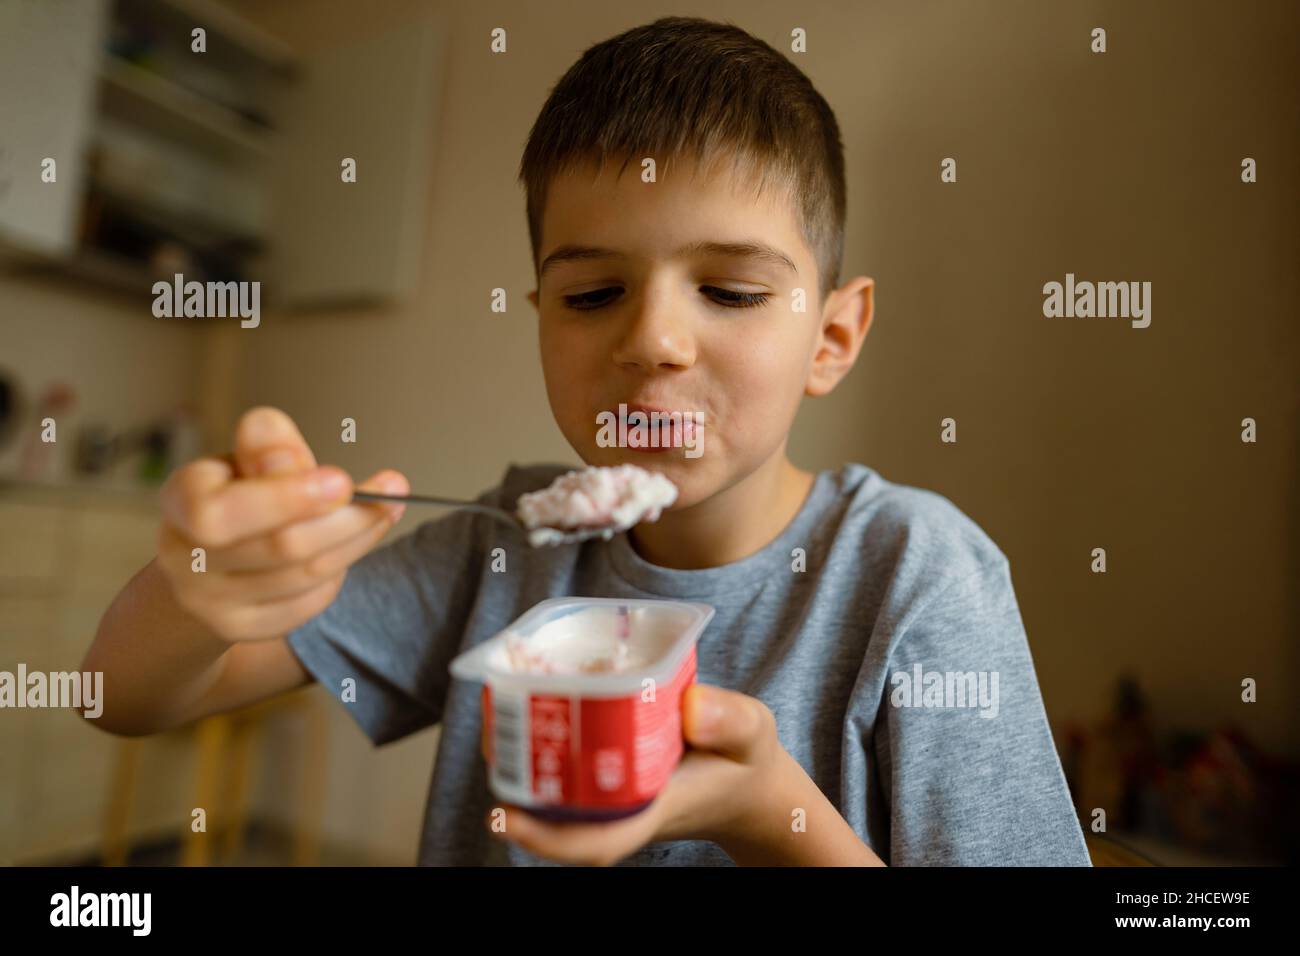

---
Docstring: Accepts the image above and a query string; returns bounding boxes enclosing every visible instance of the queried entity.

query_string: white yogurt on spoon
[517,464,677,547]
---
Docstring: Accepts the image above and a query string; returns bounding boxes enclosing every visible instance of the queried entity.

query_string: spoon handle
[351,490,520,525]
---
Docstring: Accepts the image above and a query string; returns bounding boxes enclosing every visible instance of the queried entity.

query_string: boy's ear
[806,276,874,397]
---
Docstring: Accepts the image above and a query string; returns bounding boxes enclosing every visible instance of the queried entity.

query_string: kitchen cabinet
[0,0,445,307]
[0,482,190,864]
[0,0,108,256]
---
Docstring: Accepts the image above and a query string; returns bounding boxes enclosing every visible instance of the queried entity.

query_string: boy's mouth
[626,421,695,452]
[598,402,704,453]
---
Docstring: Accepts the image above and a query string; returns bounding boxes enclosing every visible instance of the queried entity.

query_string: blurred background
[0,0,1296,867]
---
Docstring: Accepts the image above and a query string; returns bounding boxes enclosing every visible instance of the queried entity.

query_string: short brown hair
[518,16,847,303]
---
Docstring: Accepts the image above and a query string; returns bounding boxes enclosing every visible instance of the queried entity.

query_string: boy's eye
[562,287,623,310]
[560,286,771,311]
[702,286,770,309]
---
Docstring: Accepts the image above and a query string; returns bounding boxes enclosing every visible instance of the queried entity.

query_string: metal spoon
[351,490,628,547]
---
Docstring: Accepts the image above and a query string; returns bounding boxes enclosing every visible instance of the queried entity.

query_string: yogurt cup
[450,597,715,822]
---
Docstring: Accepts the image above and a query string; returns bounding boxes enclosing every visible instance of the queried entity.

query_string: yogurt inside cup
[503,605,672,675]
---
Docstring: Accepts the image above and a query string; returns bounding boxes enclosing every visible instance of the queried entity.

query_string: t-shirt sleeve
[285,504,490,747]
[874,558,1092,866]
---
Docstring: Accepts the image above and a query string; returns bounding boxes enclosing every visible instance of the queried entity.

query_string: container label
[485,684,528,797]
[482,647,698,811]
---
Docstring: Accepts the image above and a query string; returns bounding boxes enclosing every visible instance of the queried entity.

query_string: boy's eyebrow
[539,239,799,278]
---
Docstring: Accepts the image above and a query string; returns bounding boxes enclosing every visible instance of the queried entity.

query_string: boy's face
[528,154,868,511]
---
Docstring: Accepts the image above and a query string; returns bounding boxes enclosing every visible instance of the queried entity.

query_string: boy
[83,17,1090,867]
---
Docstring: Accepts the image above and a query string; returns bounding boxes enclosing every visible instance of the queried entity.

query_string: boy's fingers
[198,470,407,571]
[488,805,647,867]
[232,406,318,479]
[228,510,398,604]
[157,495,392,604]
[682,685,768,760]
[156,521,211,581]
[167,466,354,548]
[162,454,232,501]
[159,456,233,533]
[357,468,409,512]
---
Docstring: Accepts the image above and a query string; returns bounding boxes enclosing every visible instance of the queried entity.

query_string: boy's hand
[485,684,815,866]
[156,406,408,643]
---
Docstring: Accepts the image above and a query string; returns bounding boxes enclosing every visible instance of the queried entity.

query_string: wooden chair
[101,687,329,866]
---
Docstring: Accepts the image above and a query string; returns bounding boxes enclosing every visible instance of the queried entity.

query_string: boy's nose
[611,291,696,371]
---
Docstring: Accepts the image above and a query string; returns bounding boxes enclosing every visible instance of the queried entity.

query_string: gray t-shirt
[287,462,1091,866]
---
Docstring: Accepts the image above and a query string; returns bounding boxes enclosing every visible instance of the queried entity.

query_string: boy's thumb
[233,406,318,477]
[682,684,765,760]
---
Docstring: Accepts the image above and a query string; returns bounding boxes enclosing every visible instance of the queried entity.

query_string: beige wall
[220,0,1298,858]
[0,273,200,480]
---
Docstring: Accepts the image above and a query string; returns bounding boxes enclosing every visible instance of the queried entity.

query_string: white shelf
[125,0,298,74]
[99,56,272,159]
[2,0,442,307]
[91,175,265,248]
[18,246,157,296]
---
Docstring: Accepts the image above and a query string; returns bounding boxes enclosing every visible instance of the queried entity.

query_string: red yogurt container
[450,597,714,821]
